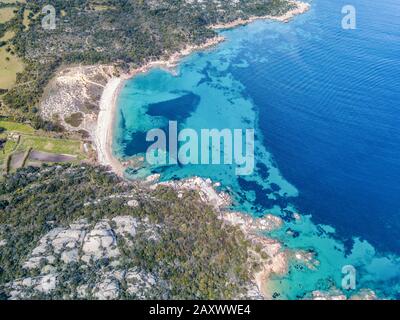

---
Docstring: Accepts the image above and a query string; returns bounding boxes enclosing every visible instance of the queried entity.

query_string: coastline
[95,35,225,176]
[94,1,312,298]
[210,1,310,30]
[95,0,310,176]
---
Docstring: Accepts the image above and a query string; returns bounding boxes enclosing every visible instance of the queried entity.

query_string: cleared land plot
[9,150,24,169]
[16,135,82,157]
[0,121,84,172]
[0,7,16,23]
[0,30,15,41]
[29,150,77,162]
[0,1,25,3]
[0,120,35,134]
[0,46,24,89]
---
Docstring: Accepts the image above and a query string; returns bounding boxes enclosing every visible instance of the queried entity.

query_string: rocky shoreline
[34,1,377,300]
[150,176,318,299]
[89,0,373,300]
[210,1,310,30]
[149,176,378,300]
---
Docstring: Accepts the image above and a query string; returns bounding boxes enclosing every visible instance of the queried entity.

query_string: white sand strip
[95,77,125,176]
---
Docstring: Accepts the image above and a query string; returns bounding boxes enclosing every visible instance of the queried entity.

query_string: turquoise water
[114,0,400,299]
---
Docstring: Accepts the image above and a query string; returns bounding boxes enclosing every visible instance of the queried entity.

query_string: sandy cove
[95,35,225,176]
[95,1,309,176]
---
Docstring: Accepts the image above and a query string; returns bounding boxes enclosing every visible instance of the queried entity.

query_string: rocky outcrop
[9,274,58,299]
[220,211,288,298]
[151,176,322,299]
[219,210,320,299]
[7,216,162,300]
[312,288,377,300]
[153,176,314,299]
[153,177,231,210]
[222,211,283,233]
[81,221,120,264]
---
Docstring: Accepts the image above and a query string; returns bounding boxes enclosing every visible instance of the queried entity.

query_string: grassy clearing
[0,30,15,42]
[16,135,82,157]
[0,45,24,89]
[0,0,25,4]
[0,120,35,134]
[0,138,17,171]
[0,7,24,89]
[0,139,17,159]
[0,7,16,23]
[22,8,31,30]
[0,120,85,172]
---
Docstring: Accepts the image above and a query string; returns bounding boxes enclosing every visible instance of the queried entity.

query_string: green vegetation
[0,139,16,156]
[0,164,252,299]
[0,120,34,133]
[0,0,297,300]
[0,4,24,90]
[0,28,24,89]
[64,112,84,128]
[15,135,82,156]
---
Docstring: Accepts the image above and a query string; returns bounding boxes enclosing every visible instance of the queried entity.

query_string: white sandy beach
[96,77,125,176]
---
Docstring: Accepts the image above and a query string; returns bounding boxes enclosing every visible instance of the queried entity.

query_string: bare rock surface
[7,216,163,299]
[153,177,231,210]
[312,288,377,300]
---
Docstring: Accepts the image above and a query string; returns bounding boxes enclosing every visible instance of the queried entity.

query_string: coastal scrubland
[0,164,255,299]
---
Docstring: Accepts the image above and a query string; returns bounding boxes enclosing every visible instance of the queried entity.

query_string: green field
[15,135,82,156]
[22,8,31,30]
[0,45,24,89]
[0,120,35,134]
[0,121,85,173]
[0,6,25,89]
[0,30,15,41]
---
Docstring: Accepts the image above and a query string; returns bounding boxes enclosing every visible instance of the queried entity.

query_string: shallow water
[114,0,400,299]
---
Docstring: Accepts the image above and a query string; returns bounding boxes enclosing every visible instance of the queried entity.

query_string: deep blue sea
[114,0,400,298]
